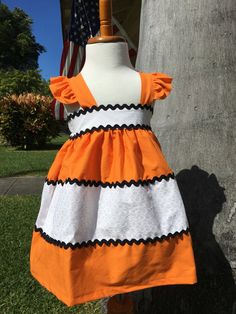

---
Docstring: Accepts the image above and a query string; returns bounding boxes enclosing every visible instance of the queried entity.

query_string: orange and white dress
[29,71,197,307]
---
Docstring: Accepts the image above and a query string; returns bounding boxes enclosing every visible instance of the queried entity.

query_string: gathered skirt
[30,128,197,306]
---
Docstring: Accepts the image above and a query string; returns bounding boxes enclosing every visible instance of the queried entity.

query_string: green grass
[0,195,102,314]
[0,133,69,178]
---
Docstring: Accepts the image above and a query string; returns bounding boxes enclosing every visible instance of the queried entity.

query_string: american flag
[51,0,137,121]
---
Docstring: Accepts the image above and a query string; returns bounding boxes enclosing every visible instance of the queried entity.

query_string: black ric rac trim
[34,225,190,250]
[45,172,175,188]
[66,103,153,122]
[69,124,152,140]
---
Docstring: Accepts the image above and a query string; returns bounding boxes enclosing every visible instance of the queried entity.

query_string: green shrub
[0,93,60,149]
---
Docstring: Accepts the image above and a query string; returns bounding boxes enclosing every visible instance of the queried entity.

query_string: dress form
[80,41,141,105]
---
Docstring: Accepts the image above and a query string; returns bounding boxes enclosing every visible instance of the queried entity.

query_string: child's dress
[29,71,197,307]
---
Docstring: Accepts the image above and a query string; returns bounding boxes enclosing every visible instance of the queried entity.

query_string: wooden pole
[88,0,126,44]
[100,0,113,36]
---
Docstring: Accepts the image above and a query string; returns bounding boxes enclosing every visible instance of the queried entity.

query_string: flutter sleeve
[49,76,77,104]
[151,72,173,101]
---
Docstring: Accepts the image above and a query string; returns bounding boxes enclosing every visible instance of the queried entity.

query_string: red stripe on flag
[60,40,70,75]
[112,24,119,34]
[51,98,56,117]
[79,47,86,72]
[68,44,79,78]
[129,48,137,58]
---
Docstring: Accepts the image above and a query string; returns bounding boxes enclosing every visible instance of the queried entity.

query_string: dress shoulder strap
[49,73,97,108]
[69,74,98,108]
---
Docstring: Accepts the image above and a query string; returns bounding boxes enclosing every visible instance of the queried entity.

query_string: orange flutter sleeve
[151,72,173,101]
[49,76,77,104]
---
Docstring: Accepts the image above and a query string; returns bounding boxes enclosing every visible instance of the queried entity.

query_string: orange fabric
[151,72,173,100]
[138,72,173,104]
[30,231,197,307]
[139,72,153,104]
[49,71,173,107]
[49,76,77,105]
[35,70,196,309]
[47,129,173,182]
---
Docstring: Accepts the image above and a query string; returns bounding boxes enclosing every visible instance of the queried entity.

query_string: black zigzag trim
[66,103,153,122]
[69,124,152,140]
[44,173,175,188]
[34,225,190,250]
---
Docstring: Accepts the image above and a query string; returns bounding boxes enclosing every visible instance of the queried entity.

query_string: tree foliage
[0,3,46,71]
[0,4,51,98]
[0,68,50,97]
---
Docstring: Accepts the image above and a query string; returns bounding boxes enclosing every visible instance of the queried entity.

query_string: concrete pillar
[135,0,236,312]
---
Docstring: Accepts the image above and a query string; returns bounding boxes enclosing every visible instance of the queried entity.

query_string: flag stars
[69,0,100,47]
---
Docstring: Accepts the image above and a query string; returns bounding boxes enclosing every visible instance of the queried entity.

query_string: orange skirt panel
[30,231,197,306]
[47,129,173,182]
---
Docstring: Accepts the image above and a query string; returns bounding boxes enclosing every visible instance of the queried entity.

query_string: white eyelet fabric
[35,177,189,245]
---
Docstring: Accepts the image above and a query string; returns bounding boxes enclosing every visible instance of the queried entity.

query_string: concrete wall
[135,0,236,312]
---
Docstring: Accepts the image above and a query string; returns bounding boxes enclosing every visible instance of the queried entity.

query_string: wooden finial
[100,0,112,36]
[88,0,126,44]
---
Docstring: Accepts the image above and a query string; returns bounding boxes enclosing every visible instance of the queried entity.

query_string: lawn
[0,195,103,314]
[0,133,69,177]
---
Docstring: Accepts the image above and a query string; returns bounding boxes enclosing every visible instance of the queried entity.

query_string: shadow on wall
[146,165,236,314]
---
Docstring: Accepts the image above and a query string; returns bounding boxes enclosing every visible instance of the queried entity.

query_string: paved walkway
[0,176,45,195]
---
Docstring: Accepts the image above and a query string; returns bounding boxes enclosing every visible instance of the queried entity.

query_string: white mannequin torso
[79,42,142,105]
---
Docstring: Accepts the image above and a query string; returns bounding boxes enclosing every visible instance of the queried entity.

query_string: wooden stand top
[88,0,125,44]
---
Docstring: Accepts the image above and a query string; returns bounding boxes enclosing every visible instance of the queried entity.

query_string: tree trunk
[134,0,236,313]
